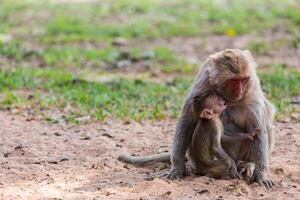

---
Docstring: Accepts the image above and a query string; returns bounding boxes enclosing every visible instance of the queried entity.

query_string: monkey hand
[250,169,274,189]
[248,128,261,140]
[229,163,242,179]
[166,166,189,180]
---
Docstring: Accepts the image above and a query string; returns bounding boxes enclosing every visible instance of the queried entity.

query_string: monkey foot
[236,161,255,181]
[250,172,274,189]
[166,168,190,180]
[257,178,274,189]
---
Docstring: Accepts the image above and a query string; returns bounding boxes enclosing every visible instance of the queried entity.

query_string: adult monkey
[168,49,275,189]
[119,49,275,188]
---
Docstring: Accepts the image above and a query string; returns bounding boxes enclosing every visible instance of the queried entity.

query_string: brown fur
[189,93,260,179]
[118,49,275,189]
[189,94,241,179]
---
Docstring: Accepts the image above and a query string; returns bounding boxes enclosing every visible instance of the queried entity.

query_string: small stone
[195,189,209,194]
[76,115,91,123]
[80,136,91,140]
[275,167,284,174]
[3,152,10,157]
[11,108,21,114]
[47,160,58,164]
[112,37,128,46]
[54,132,61,136]
[141,51,156,60]
[158,163,169,170]
[0,34,12,43]
[122,164,130,169]
[27,94,34,100]
[291,113,300,122]
[123,120,131,125]
[102,133,113,138]
[113,60,131,69]
[14,145,23,150]
[144,176,154,181]
[216,195,223,200]
[226,184,236,191]
[59,156,69,162]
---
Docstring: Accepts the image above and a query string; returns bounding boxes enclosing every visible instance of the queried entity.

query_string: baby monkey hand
[248,128,261,140]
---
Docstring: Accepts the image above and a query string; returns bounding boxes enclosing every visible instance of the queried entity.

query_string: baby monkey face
[192,94,227,119]
[203,94,227,115]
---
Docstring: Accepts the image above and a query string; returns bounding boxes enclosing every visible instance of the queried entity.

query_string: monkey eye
[229,77,249,83]
[242,77,250,83]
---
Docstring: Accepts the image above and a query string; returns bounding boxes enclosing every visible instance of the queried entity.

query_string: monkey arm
[222,133,250,142]
[249,127,273,188]
[222,129,259,142]
[247,107,274,189]
[213,146,233,161]
[167,115,198,179]
[211,131,235,161]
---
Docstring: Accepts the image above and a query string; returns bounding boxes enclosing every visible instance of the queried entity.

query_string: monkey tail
[118,152,170,165]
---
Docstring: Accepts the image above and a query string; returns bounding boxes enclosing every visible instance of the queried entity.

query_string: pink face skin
[225,76,250,102]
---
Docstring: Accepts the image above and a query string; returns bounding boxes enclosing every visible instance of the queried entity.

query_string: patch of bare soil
[0,112,299,200]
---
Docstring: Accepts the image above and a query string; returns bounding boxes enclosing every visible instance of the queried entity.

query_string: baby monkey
[189,93,260,179]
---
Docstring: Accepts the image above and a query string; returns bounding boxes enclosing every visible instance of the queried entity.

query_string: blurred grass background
[0,0,299,122]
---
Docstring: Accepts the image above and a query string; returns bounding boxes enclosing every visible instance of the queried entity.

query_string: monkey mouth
[226,95,243,104]
[232,92,244,102]
[232,97,242,102]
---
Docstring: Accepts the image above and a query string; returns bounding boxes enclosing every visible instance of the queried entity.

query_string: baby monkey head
[192,94,226,120]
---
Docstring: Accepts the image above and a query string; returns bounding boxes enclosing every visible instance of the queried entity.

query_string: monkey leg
[191,159,231,179]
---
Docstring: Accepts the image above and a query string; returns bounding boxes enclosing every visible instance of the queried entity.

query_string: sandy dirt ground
[0,111,299,200]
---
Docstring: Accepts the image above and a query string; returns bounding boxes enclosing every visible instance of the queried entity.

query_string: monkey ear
[200,109,215,119]
[243,50,254,59]
[223,49,237,59]
[243,49,257,68]
[210,49,237,66]
[209,52,223,65]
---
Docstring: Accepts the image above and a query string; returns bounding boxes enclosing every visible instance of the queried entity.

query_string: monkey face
[223,76,250,102]
[211,49,254,103]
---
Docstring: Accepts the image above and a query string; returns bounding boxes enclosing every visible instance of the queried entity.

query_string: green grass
[0,0,299,122]
[1,0,298,41]
[247,41,271,55]
[0,65,298,122]
[0,67,189,121]
[0,0,298,72]
[40,0,297,39]
[0,40,195,73]
[259,65,300,115]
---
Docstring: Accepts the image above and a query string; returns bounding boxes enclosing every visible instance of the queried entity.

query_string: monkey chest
[221,109,248,133]
[200,131,221,161]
